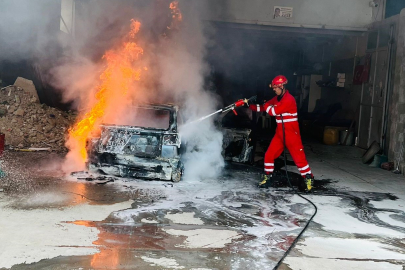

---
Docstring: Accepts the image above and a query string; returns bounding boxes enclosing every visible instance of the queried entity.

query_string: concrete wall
[205,0,373,30]
[388,9,405,171]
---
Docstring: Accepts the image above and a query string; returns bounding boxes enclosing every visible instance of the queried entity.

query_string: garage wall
[204,0,373,31]
[388,9,405,171]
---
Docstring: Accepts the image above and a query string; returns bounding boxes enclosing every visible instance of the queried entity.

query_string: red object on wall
[361,53,372,82]
[353,65,364,85]
[353,54,372,85]
[0,133,4,156]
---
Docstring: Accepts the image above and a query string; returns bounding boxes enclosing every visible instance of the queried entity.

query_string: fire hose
[184,96,257,125]
[273,113,318,270]
[222,95,257,115]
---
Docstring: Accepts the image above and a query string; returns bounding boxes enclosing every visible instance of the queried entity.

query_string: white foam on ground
[73,174,405,269]
[112,178,232,224]
[284,236,405,270]
[141,256,185,269]
[112,175,313,269]
[310,196,405,237]
[0,195,132,269]
[164,228,242,248]
[375,212,405,228]
[284,257,402,270]
[295,237,405,260]
[165,212,204,225]
[370,199,405,211]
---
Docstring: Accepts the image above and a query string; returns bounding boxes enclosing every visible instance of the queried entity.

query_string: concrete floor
[0,143,405,270]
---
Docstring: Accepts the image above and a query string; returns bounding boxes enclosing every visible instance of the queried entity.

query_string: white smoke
[49,57,100,110]
[156,1,225,180]
[13,0,225,179]
[180,120,225,180]
[0,0,61,62]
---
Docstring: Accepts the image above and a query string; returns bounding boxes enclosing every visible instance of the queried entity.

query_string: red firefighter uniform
[250,91,313,178]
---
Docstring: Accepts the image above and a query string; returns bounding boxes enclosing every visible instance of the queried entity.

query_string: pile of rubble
[0,78,77,152]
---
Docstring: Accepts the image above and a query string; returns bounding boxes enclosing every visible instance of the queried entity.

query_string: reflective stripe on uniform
[301,170,312,176]
[276,118,298,123]
[273,113,297,117]
[281,113,298,116]
[298,165,309,171]
[264,163,274,166]
[257,104,260,112]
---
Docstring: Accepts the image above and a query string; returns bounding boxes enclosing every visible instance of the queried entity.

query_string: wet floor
[1,151,405,269]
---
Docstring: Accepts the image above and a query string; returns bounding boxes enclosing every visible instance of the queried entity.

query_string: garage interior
[2,0,405,269]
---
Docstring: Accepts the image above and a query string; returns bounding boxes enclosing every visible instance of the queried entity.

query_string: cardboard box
[337,73,345,79]
[336,82,345,88]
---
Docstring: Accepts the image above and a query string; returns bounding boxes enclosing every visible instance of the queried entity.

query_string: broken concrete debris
[13,77,40,102]
[0,84,77,152]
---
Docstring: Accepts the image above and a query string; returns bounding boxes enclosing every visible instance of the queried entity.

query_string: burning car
[86,104,254,182]
[86,104,184,182]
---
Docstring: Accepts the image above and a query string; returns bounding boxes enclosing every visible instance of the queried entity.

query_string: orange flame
[66,2,182,170]
[128,19,141,38]
[68,19,144,163]
[168,1,182,29]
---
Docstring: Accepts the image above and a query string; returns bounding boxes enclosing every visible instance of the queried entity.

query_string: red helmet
[271,75,288,88]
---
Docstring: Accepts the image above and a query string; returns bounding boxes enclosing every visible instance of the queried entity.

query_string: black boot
[304,174,315,192]
[258,174,272,188]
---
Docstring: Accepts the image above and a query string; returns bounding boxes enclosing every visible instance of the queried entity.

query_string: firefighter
[249,75,314,191]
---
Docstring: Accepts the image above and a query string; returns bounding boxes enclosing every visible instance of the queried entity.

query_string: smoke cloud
[0,0,60,62]
[48,0,225,179]
[156,1,225,180]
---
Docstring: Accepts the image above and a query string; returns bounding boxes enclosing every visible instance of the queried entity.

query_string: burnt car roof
[100,103,179,132]
[136,103,179,111]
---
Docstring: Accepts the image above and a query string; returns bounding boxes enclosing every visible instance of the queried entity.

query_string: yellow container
[323,128,339,145]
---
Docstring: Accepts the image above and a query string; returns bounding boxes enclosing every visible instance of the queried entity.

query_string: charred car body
[87,104,254,182]
[87,104,184,182]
